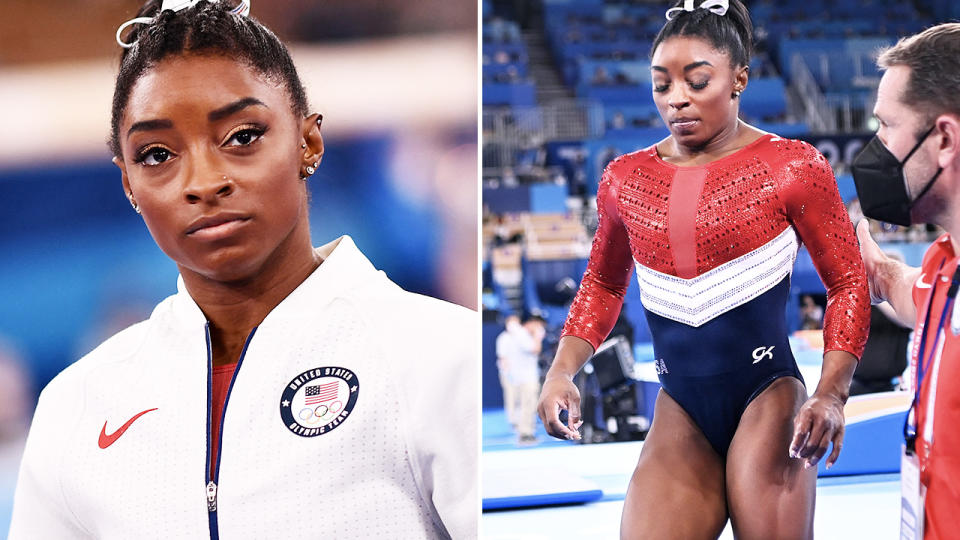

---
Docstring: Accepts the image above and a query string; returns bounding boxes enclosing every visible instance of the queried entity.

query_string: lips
[670,117,699,131]
[185,212,250,237]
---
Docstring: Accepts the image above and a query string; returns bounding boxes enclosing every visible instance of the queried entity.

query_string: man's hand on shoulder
[856,219,919,326]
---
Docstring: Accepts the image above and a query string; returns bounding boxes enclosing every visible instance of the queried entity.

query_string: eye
[689,80,709,90]
[135,146,174,167]
[224,126,267,147]
[653,83,669,93]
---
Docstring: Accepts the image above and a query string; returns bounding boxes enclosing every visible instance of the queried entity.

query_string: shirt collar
[935,233,957,259]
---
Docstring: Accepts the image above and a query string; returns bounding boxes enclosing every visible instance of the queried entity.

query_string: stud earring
[732,90,742,98]
[301,143,307,149]
[317,114,323,127]
[129,198,141,214]
[305,165,315,175]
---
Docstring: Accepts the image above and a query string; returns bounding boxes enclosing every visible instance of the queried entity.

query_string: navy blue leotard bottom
[644,277,804,457]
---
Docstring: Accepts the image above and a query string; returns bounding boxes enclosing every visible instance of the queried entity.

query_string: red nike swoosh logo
[98,408,158,449]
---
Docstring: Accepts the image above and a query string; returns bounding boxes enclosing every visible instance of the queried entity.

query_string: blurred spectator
[610,111,626,130]
[564,28,583,44]
[486,17,511,43]
[800,294,824,330]
[591,66,613,85]
[496,314,547,444]
[493,65,521,84]
[0,338,31,535]
[613,70,634,85]
[851,304,911,396]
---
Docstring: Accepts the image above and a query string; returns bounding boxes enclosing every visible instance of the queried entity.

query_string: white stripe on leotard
[635,226,799,327]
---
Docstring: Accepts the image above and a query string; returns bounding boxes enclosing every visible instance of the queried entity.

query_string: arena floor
[481,411,901,539]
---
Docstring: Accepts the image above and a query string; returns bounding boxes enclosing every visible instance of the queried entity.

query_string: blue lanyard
[904,264,960,449]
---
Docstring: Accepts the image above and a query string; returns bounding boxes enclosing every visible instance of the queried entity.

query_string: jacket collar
[168,235,381,330]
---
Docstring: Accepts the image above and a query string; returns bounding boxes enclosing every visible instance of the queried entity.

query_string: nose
[182,156,235,204]
[667,86,690,110]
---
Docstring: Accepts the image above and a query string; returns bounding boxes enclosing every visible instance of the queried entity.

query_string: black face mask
[852,124,943,227]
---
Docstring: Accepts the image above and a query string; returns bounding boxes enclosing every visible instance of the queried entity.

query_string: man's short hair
[523,314,547,325]
[878,23,960,126]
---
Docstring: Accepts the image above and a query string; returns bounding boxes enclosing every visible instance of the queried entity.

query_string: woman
[8,1,475,538]
[537,1,870,538]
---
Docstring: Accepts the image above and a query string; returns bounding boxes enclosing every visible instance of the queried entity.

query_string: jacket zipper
[205,324,258,540]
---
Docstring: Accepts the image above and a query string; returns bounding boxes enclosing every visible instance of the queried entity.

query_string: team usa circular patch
[280,366,359,437]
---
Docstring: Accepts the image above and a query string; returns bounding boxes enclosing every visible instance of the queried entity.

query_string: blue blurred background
[0,0,477,534]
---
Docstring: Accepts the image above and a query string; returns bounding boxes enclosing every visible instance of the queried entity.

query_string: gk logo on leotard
[752,346,775,364]
[654,359,668,375]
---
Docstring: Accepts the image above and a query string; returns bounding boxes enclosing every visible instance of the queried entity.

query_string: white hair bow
[665,0,729,21]
[116,0,251,49]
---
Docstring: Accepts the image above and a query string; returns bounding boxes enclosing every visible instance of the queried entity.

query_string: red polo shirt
[911,233,960,539]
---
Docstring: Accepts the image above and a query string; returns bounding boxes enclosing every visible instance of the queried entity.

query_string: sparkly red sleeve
[560,164,635,351]
[779,142,870,359]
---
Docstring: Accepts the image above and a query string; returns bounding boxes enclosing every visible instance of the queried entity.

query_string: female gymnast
[537,1,870,538]
[8,1,475,538]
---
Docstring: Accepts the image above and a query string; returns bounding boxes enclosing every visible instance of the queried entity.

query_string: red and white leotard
[562,134,869,358]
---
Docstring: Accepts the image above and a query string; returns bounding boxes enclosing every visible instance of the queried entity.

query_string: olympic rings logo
[296,400,344,425]
[280,367,359,437]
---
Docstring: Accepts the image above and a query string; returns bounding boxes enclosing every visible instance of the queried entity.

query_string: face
[523,320,545,336]
[650,36,747,148]
[115,54,322,283]
[874,65,942,219]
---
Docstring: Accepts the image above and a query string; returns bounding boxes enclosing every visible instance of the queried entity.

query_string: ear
[734,64,749,95]
[936,114,960,170]
[301,113,325,169]
[113,156,135,204]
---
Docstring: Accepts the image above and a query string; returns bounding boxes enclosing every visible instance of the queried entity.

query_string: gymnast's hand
[789,350,857,469]
[789,392,845,469]
[537,375,583,440]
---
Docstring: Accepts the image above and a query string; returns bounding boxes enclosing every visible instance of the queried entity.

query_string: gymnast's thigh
[726,377,816,540]
[620,389,727,540]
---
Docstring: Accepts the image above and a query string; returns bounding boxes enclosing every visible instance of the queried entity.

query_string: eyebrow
[126,97,268,138]
[651,60,714,73]
[208,97,268,122]
[127,119,174,138]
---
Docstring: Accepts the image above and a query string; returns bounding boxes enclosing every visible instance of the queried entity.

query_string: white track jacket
[9,236,477,539]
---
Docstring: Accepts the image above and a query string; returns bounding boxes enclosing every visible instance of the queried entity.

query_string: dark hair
[650,0,753,69]
[878,23,960,129]
[523,313,547,325]
[109,0,309,157]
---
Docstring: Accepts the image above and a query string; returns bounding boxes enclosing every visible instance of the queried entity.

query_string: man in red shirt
[854,23,960,540]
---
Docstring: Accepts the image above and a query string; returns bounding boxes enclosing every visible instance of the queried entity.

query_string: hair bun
[134,0,163,19]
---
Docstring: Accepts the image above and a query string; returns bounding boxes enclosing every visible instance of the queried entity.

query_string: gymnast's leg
[726,377,817,540]
[620,389,727,540]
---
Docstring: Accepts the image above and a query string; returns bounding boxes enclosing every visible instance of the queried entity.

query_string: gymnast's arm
[780,144,871,468]
[538,166,634,440]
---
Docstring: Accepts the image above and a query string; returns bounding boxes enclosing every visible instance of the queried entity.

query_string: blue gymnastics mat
[483,467,604,510]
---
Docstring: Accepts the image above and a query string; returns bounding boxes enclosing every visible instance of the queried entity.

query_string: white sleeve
[404,304,478,539]
[8,376,91,539]
[508,327,537,353]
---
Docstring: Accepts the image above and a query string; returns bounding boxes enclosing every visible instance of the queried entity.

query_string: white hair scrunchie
[116,0,251,49]
[665,0,729,21]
